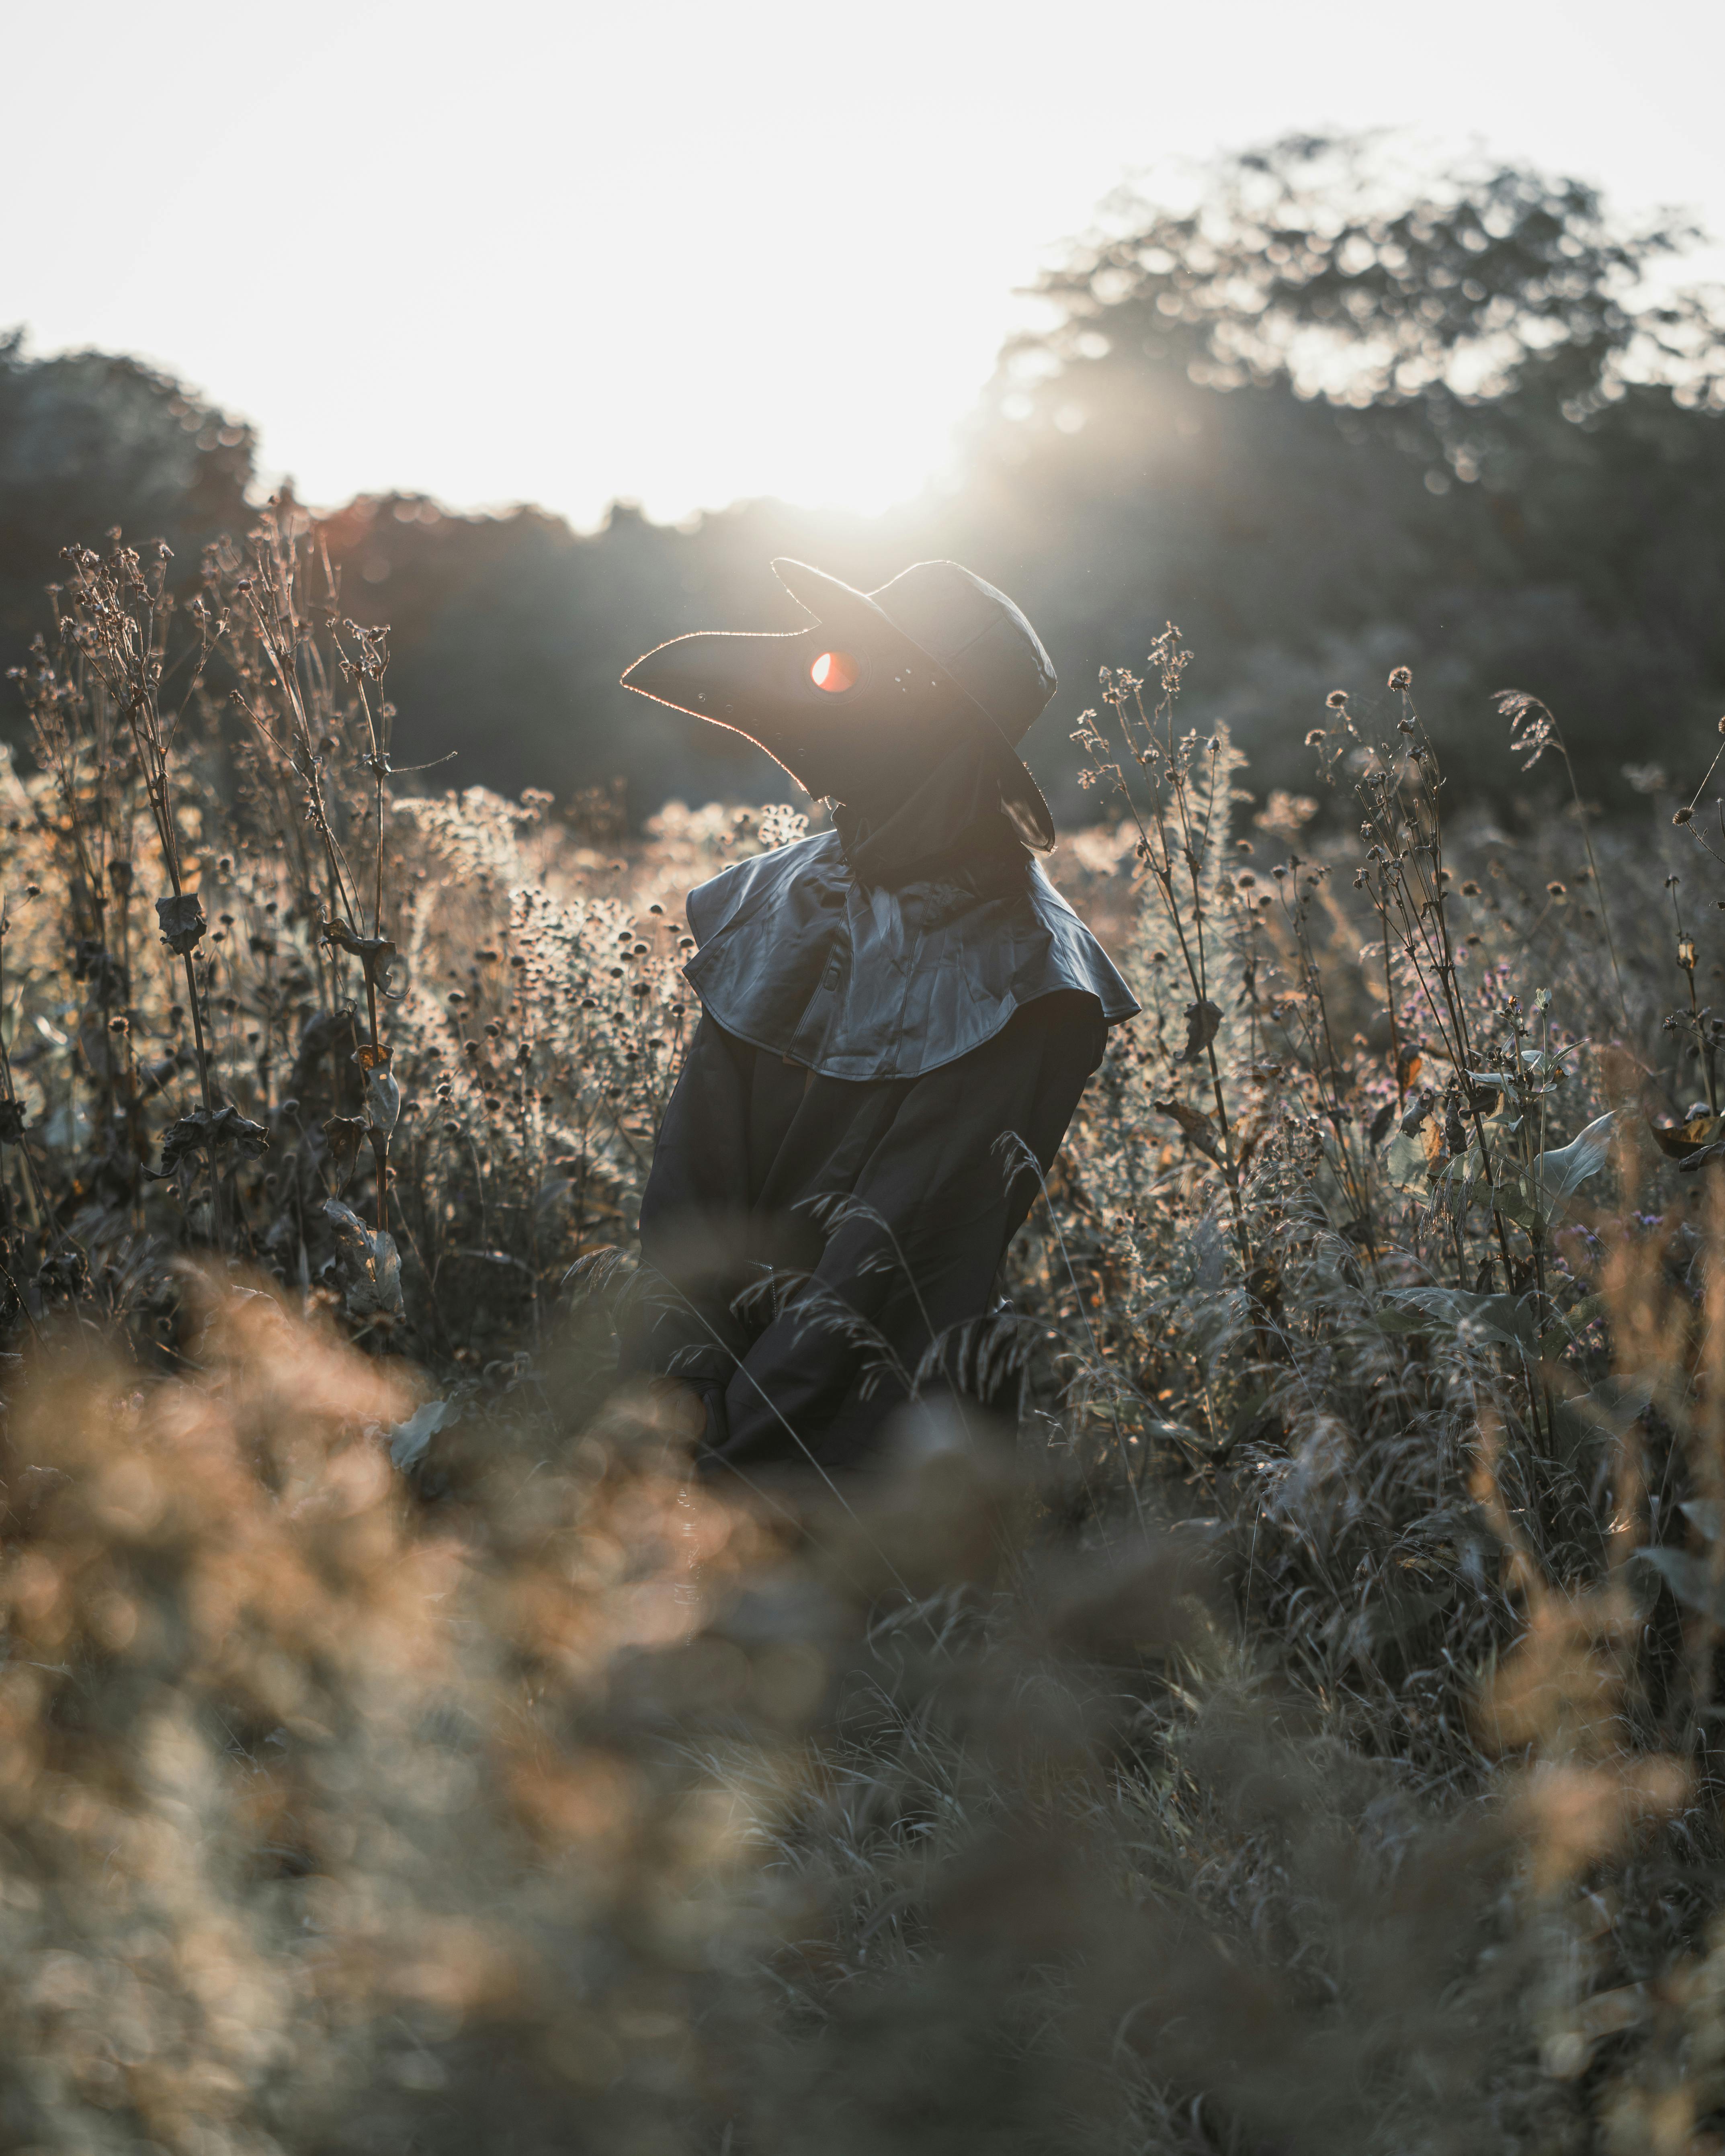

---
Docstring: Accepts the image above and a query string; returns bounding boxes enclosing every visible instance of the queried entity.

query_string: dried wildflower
[153,1104,270,1191]
[156,889,207,953]
[1256,790,1318,836]
[1495,689,1557,771]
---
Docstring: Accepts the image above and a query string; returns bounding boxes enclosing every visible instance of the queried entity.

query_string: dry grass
[4,506,1725,2150]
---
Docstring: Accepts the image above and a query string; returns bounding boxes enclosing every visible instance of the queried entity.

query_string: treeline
[5,135,1723,826]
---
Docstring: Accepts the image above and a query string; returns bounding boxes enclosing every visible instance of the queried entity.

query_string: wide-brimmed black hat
[620,557,1059,850]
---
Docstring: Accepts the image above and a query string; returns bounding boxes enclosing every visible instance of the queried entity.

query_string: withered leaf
[320,918,401,999]
[1395,1048,1424,1093]
[1400,1085,1437,1138]
[74,938,124,998]
[155,1105,270,1178]
[1178,999,1223,1065]
[322,1198,404,1324]
[1153,1097,1224,1165]
[353,1040,400,1136]
[0,1099,26,1145]
[1368,1098,1397,1151]
[155,891,207,955]
[322,1114,369,1192]
[1651,1112,1723,1161]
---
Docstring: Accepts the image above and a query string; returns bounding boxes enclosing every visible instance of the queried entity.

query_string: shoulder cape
[682,829,1139,1081]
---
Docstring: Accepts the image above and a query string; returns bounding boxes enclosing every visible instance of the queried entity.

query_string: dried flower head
[1495,689,1558,771]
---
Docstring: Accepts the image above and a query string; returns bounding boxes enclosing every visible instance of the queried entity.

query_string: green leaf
[388,1398,453,1471]
[1553,1376,1656,1468]
[1631,1545,1725,1625]
[1534,1110,1619,1218]
[1226,1387,1274,1449]
[1490,1178,1540,1231]
[1557,1291,1610,1333]
[1377,1127,1435,1196]
[1376,1286,1539,1352]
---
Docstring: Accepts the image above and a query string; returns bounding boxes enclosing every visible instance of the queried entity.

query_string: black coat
[622,744,1137,1475]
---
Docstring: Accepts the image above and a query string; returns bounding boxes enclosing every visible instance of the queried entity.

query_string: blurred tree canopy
[5,135,1723,824]
[965,133,1725,804]
[0,331,254,697]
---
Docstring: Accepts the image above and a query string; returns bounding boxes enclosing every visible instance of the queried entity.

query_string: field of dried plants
[4,506,1725,2153]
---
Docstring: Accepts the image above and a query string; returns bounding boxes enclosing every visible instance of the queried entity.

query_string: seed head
[1325,690,1348,710]
[1388,666,1413,691]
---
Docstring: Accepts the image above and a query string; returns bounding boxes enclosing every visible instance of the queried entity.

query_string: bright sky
[6,0,1724,527]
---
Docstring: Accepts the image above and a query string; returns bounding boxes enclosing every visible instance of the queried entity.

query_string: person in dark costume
[617,557,1138,1476]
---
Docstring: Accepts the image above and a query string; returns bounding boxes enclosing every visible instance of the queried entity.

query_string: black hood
[831,735,1028,889]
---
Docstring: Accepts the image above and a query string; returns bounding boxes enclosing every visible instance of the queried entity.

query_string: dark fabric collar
[830,738,1030,890]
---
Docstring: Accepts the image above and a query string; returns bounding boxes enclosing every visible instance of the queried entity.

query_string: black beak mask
[621,558,1059,851]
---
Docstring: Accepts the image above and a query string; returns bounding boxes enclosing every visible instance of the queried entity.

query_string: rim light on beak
[810,649,858,694]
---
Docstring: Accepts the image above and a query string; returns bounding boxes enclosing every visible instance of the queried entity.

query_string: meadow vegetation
[5,506,1725,2152]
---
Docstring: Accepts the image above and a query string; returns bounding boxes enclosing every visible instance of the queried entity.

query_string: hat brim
[771,558,1056,851]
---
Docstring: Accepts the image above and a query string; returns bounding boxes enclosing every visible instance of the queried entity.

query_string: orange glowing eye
[810,650,858,693]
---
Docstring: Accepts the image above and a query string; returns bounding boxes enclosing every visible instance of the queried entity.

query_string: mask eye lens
[810,650,858,694]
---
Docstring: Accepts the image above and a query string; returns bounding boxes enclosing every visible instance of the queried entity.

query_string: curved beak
[622,627,842,794]
[619,618,995,816]
[621,629,795,728]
